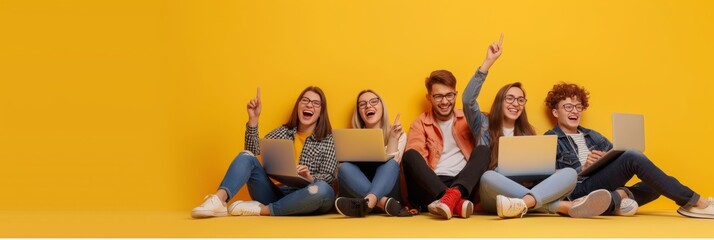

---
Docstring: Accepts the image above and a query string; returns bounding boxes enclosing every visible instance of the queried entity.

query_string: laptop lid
[496,135,557,181]
[333,128,389,162]
[578,113,645,176]
[612,113,645,151]
[258,138,311,187]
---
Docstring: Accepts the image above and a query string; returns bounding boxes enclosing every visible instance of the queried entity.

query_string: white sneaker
[427,200,452,220]
[568,189,611,218]
[228,200,262,216]
[191,194,227,218]
[677,197,714,219]
[614,198,638,216]
[496,195,527,218]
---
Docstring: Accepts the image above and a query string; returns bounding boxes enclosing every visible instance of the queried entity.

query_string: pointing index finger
[393,113,401,125]
[498,33,504,46]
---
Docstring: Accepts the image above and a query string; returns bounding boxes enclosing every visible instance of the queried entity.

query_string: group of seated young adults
[190,34,714,220]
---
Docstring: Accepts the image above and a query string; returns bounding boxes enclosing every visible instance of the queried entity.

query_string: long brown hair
[284,86,332,141]
[486,82,536,169]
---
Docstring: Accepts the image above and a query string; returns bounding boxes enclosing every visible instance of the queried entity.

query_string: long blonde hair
[351,89,391,144]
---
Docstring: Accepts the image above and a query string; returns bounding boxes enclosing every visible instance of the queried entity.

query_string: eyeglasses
[358,97,381,109]
[561,103,584,112]
[432,92,457,102]
[300,97,322,108]
[504,94,527,105]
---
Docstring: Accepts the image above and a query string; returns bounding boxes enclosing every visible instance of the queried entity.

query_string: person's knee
[560,168,577,181]
[480,170,499,185]
[233,151,259,166]
[402,149,421,164]
[308,182,335,199]
[623,149,650,165]
[473,145,491,158]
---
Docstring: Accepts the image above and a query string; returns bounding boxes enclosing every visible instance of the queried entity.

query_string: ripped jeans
[218,151,335,216]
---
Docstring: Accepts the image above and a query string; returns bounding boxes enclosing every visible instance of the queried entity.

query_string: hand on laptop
[583,150,605,170]
[297,165,314,182]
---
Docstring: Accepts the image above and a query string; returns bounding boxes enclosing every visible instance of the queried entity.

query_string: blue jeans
[218,151,335,216]
[572,149,700,213]
[338,159,400,200]
[479,168,577,214]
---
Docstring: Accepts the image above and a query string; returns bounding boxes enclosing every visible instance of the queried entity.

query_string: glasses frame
[561,103,584,112]
[300,97,322,108]
[432,92,457,102]
[358,97,381,109]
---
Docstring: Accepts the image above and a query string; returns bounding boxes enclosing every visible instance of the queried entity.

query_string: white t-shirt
[503,127,514,137]
[568,133,590,166]
[434,117,467,176]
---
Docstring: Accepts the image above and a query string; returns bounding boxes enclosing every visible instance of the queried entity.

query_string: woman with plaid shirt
[191,86,337,218]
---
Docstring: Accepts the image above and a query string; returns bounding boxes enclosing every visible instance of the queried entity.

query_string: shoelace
[200,195,217,208]
[510,199,527,218]
[440,188,460,209]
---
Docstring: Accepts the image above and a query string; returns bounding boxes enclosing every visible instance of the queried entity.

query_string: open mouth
[507,107,519,113]
[366,110,376,117]
[568,115,578,121]
[302,110,314,118]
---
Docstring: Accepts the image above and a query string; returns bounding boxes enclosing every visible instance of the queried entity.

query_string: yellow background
[1,0,713,214]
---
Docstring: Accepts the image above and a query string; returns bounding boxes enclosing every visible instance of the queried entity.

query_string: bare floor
[1,210,712,238]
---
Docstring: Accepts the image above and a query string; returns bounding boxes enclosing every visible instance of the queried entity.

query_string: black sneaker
[335,197,369,217]
[384,197,413,217]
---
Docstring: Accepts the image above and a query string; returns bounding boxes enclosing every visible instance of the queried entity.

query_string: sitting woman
[191,87,337,218]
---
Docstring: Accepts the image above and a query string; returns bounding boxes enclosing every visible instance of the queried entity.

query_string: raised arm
[463,33,503,144]
[244,88,262,154]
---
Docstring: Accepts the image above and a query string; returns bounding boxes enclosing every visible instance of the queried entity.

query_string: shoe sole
[615,199,638,216]
[191,209,228,218]
[334,197,350,217]
[569,189,611,218]
[459,200,473,218]
[384,198,399,216]
[428,203,452,219]
[496,195,507,218]
[677,208,714,219]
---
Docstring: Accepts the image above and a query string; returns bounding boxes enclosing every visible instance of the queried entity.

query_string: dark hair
[545,82,590,110]
[284,86,332,141]
[425,70,457,93]
[486,82,536,169]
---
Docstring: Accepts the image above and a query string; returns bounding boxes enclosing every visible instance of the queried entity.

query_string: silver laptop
[333,128,390,162]
[579,113,645,176]
[497,135,558,182]
[259,138,312,188]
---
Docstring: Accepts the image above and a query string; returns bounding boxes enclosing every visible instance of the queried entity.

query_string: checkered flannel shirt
[245,124,337,184]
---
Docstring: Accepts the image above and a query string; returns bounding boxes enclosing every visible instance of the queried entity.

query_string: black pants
[402,145,490,211]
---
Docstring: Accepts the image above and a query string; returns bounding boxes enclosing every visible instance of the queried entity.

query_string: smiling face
[502,86,525,124]
[297,90,322,132]
[428,83,456,121]
[552,96,582,134]
[357,91,383,129]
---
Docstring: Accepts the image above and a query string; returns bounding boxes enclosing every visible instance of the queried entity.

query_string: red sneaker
[453,198,474,218]
[427,187,462,219]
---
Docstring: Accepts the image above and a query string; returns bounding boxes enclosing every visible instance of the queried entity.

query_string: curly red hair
[544,83,590,110]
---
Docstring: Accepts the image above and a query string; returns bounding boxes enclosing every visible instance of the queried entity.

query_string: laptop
[496,135,558,182]
[333,128,390,162]
[578,113,645,176]
[259,138,312,188]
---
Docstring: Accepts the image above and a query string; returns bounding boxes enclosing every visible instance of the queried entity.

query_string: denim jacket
[245,124,337,184]
[462,69,491,147]
[544,125,613,173]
